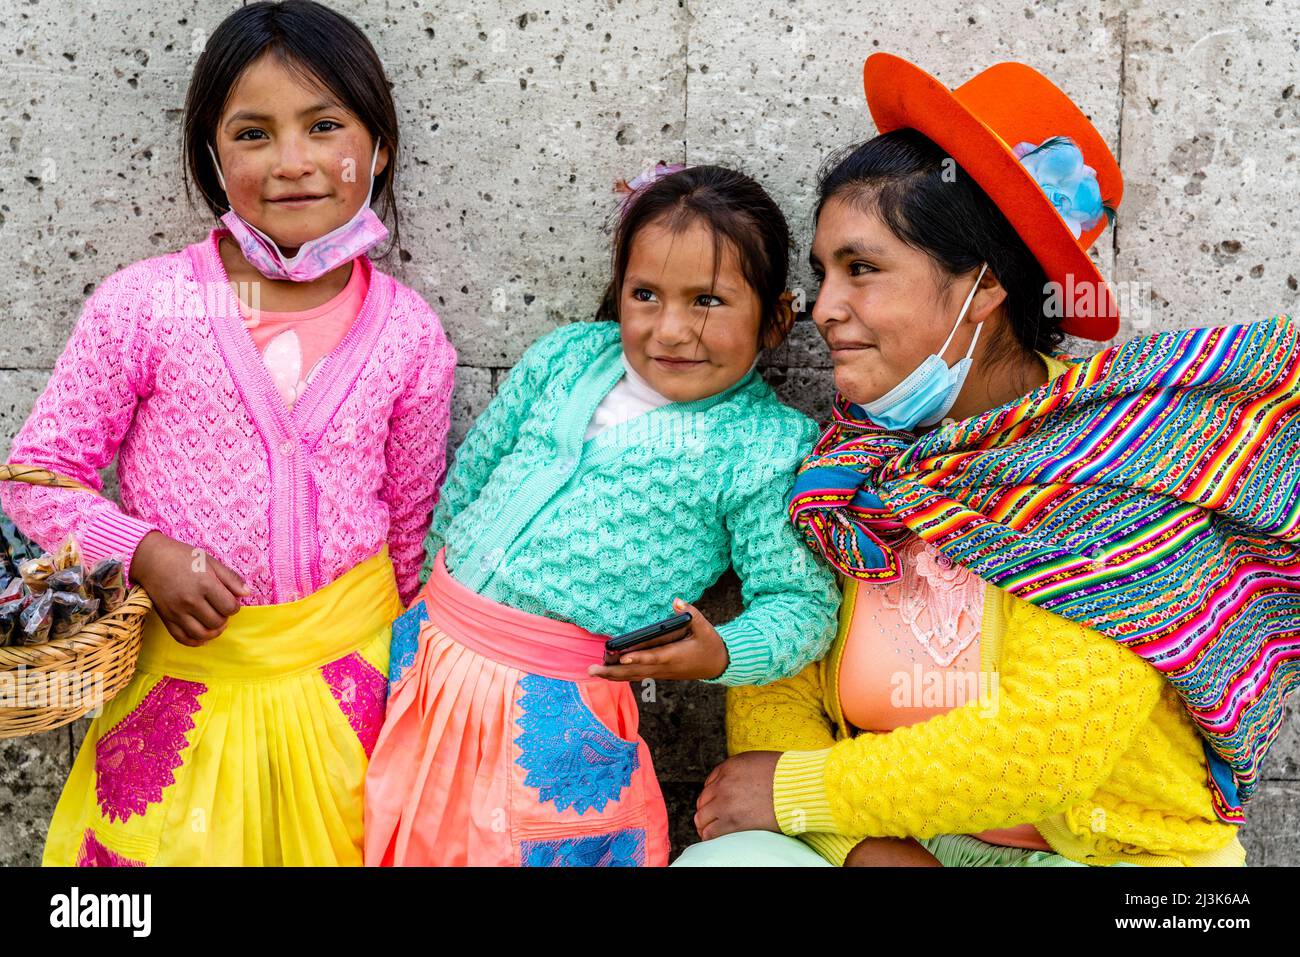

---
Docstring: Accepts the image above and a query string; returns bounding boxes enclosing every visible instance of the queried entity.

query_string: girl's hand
[693,750,782,840]
[587,598,729,682]
[131,531,250,647]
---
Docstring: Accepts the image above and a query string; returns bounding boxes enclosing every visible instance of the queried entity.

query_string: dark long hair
[596,165,793,352]
[182,0,402,258]
[816,128,1063,357]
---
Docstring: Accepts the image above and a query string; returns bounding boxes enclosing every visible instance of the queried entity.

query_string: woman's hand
[131,531,250,647]
[693,750,782,840]
[587,597,729,682]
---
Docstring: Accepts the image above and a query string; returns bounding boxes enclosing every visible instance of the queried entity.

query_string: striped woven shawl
[788,316,1300,822]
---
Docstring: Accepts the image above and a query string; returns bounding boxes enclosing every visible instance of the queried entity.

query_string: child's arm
[379,306,457,606]
[419,321,592,582]
[588,426,841,686]
[1,273,159,582]
[708,436,841,687]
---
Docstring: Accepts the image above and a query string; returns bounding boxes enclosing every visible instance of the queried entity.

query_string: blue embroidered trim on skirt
[514,674,639,814]
[388,601,429,694]
[521,827,646,867]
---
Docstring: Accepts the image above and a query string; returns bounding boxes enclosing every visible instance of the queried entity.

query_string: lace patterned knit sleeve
[1,268,158,582]
[725,660,858,866]
[379,299,457,606]
[770,591,1166,839]
[726,659,837,754]
[420,322,592,582]
[708,425,841,687]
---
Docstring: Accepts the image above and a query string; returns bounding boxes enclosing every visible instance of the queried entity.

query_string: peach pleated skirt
[363,548,670,867]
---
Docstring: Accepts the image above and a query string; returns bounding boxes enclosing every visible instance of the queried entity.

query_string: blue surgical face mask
[852,262,989,431]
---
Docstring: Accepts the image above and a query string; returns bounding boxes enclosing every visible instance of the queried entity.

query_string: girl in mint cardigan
[364,165,840,867]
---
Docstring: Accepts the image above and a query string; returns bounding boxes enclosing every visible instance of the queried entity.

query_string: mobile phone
[603,611,693,666]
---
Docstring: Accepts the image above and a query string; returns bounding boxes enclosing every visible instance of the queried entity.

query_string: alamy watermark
[148,275,262,328]
[0,667,106,715]
[1043,276,1153,328]
[889,664,1000,718]
[50,887,151,937]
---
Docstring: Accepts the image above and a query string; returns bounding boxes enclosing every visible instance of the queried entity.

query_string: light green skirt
[672,831,1138,867]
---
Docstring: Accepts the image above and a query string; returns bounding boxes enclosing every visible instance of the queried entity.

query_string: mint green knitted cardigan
[420,320,841,685]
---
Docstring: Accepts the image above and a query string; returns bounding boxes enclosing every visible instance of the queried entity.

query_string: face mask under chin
[207,140,388,283]
[854,262,989,431]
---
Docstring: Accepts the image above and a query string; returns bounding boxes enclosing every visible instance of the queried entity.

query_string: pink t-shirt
[237,258,370,409]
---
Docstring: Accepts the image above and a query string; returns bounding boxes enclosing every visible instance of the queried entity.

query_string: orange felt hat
[863,53,1124,341]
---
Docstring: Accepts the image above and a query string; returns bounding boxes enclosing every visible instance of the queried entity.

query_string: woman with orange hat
[677,53,1300,866]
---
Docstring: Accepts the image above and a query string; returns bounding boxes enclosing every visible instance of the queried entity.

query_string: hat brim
[862,53,1121,341]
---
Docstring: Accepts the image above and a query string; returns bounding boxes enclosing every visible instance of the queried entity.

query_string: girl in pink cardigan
[0,1,455,866]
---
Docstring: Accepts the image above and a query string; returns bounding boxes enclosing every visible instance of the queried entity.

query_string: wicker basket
[0,464,152,738]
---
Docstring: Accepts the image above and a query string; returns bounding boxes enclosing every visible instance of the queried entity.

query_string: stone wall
[1,0,1297,864]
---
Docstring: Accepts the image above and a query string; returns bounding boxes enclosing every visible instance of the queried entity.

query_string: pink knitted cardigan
[1,228,457,606]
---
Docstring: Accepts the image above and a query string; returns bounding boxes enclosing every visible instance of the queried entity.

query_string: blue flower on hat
[1012,136,1116,240]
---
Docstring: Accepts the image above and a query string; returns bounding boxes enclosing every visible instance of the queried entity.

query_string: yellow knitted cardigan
[726,566,1248,867]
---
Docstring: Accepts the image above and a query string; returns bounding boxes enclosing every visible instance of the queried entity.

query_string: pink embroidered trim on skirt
[76,829,144,867]
[95,677,206,824]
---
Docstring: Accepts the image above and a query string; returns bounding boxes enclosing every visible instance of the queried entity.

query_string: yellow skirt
[42,549,403,867]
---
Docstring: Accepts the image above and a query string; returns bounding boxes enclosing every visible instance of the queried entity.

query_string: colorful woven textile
[788,316,1300,821]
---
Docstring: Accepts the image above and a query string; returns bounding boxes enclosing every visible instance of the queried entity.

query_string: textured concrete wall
[1,0,1297,865]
